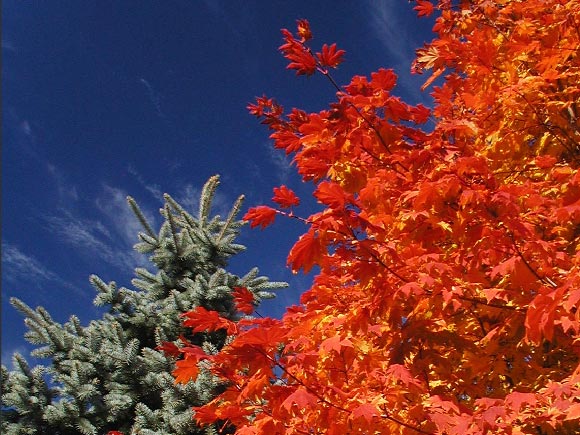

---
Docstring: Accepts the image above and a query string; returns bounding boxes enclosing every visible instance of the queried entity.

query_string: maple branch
[317,65,395,157]
[250,343,435,435]
[468,305,488,337]
[430,290,524,312]
[295,40,411,175]
[355,236,410,284]
[278,209,310,225]
[517,90,580,165]
[508,232,558,289]
[379,406,435,435]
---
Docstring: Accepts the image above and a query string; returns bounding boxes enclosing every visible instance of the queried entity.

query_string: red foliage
[233,286,255,314]
[272,185,300,209]
[243,206,277,229]
[174,3,580,434]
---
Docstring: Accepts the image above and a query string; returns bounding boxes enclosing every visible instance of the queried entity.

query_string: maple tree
[169,1,580,434]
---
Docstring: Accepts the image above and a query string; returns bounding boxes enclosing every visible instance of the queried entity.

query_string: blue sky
[2,1,434,365]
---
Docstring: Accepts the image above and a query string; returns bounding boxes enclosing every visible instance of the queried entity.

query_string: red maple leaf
[281,388,318,410]
[370,68,398,91]
[234,322,287,348]
[233,286,255,314]
[287,229,324,273]
[272,185,300,208]
[285,50,317,76]
[173,356,201,384]
[351,404,378,423]
[296,19,312,42]
[244,206,277,229]
[156,341,181,358]
[193,404,219,425]
[314,181,351,209]
[279,29,316,76]
[181,307,237,334]
[316,43,346,68]
[565,403,580,421]
[414,0,435,17]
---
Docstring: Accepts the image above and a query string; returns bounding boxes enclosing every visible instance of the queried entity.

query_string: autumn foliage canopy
[169,1,580,434]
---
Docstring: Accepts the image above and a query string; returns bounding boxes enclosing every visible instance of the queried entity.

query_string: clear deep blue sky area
[2,1,434,364]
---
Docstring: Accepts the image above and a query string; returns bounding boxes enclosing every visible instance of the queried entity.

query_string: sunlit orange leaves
[173,4,580,434]
[296,19,312,42]
[313,181,352,209]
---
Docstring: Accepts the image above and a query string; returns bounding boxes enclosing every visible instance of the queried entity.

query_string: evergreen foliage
[1,176,287,435]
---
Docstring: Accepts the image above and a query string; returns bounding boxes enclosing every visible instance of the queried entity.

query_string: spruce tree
[1,175,287,435]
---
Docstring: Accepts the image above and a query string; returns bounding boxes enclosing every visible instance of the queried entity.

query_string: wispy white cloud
[96,184,156,248]
[2,243,62,285]
[366,3,426,102]
[367,3,416,66]
[46,163,79,202]
[175,183,201,214]
[44,207,140,272]
[139,77,166,119]
[20,119,33,137]
[176,181,233,219]
[127,164,163,201]
[1,243,84,301]
[128,164,237,222]
[4,109,43,160]
[264,142,293,184]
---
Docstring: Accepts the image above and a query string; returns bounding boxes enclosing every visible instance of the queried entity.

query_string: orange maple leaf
[414,0,435,17]
[316,43,346,68]
[156,341,181,358]
[296,19,312,42]
[351,404,378,423]
[181,306,237,334]
[287,229,324,273]
[281,388,318,411]
[272,185,300,208]
[173,356,201,384]
[314,181,351,209]
[244,206,277,229]
[233,286,255,314]
[234,322,287,348]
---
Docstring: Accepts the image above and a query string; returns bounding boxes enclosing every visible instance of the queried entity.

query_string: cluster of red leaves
[279,19,345,76]
[171,3,580,434]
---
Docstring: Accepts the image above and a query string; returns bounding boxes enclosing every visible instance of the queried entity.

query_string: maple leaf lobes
[181,306,237,334]
[174,5,580,434]
[316,43,346,68]
[156,341,181,358]
[272,185,300,208]
[414,0,434,17]
[173,356,201,384]
[296,19,312,42]
[243,205,277,229]
[287,230,324,273]
[233,286,255,314]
